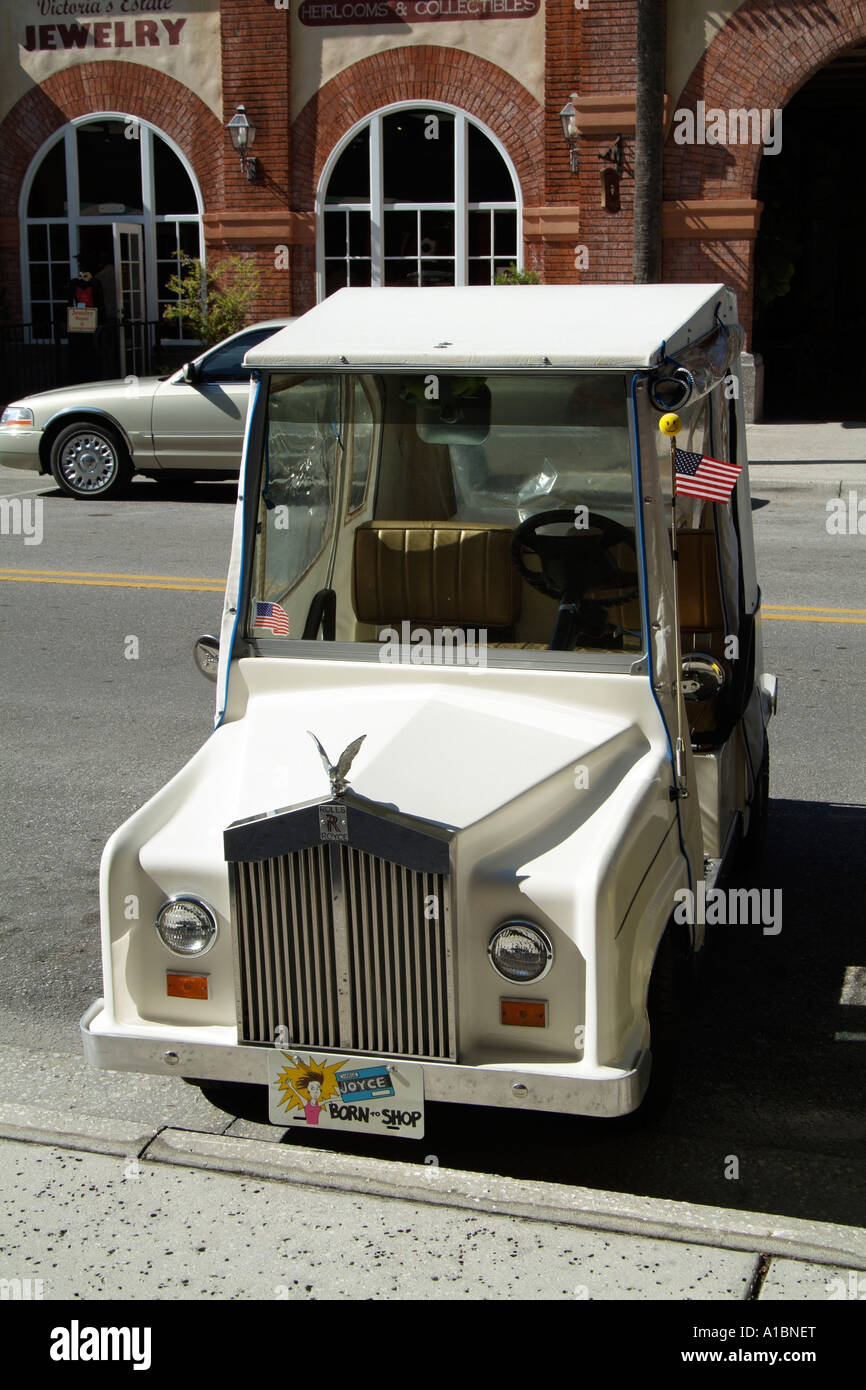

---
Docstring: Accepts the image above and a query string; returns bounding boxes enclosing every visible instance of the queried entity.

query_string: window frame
[316,103,522,302]
[19,114,204,346]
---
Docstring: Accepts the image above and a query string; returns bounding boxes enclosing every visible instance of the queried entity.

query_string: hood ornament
[308,732,366,798]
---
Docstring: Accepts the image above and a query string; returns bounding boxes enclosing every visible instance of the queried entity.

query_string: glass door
[113,222,145,377]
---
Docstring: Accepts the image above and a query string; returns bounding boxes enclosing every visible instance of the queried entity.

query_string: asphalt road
[0,461,864,1232]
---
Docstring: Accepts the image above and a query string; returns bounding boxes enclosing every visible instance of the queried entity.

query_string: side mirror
[681,653,726,702]
[181,360,200,384]
[194,634,219,682]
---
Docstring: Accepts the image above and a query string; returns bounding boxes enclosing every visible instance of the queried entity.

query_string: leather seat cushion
[353,521,521,628]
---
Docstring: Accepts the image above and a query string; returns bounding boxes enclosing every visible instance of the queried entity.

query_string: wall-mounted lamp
[227,104,258,183]
[559,92,580,174]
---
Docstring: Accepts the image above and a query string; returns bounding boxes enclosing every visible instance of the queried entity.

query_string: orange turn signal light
[166,973,208,1000]
[500,999,546,1028]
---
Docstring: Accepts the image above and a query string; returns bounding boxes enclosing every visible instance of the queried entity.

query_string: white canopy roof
[245,284,738,371]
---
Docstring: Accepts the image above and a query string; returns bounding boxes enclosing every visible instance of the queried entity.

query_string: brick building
[1,0,864,417]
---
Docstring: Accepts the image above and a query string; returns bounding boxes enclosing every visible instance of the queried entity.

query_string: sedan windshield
[246,372,643,663]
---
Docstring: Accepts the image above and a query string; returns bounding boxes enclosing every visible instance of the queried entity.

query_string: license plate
[267,1049,425,1137]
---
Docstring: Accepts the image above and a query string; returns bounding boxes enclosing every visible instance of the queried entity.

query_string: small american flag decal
[254,601,289,635]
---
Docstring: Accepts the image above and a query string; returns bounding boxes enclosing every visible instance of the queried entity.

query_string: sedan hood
[16,378,163,414]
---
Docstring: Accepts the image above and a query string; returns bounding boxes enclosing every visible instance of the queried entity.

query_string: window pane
[419,259,454,286]
[468,210,491,256]
[178,222,200,255]
[30,264,51,299]
[156,225,180,258]
[421,210,454,256]
[384,210,416,257]
[77,120,143,216]
[325,262,348,296]
[324,211,348,257]
[347,260,371,287]
[384,259,418,287]
[49,224,69,259]
[383,111,454,203]
[348,212,371,257]
[494,209,517,255]
[326,128,370,203]
[468,122,514,202]
[28,224,48,260]
[154,136,197,214]
[28,139,67,217]
[468,258,492,285]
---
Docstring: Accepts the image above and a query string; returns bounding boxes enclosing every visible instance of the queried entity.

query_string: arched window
[319,106,521,298]
[21,115,204,350]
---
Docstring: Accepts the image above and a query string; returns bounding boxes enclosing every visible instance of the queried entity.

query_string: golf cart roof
[244,284,738,372]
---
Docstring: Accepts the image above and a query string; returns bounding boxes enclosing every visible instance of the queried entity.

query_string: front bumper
[80,1000,650,1119]
[0,430,42,471]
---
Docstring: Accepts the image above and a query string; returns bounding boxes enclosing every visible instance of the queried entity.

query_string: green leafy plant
[493,263,541,285]
[162,252,261,345]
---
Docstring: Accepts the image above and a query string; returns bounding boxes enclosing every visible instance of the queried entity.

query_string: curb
[3,1103,864,1270]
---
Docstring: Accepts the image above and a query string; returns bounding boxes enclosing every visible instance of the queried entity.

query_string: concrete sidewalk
[1,1090,863,1301]
[746,420,866,463]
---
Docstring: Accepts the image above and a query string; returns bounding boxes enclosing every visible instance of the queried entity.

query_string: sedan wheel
[50,422,132,499]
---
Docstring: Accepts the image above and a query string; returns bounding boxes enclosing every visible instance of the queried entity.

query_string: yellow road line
[0,568,223,592]
[764,613,866,624]
[764,604,866,615]
[0,567,223,583]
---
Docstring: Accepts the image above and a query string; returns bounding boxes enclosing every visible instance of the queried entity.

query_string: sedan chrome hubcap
[60,433,117,491]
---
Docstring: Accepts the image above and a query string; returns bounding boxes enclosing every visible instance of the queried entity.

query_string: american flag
[254,601,290,635]
[675,448,742,503]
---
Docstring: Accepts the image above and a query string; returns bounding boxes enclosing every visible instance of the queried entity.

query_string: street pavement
[0,421,863,1304]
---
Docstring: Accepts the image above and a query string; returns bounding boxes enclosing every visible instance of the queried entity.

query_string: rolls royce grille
[230,841,455,1061]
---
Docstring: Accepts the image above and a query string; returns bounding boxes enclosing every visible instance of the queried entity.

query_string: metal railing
[0,320,195,406]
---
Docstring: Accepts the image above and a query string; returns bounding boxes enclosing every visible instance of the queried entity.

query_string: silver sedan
[0,319,290,499]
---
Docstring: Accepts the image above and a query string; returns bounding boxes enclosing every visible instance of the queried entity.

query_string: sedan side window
[197,327,280,383]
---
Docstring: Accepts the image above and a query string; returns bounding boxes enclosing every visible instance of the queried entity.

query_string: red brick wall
[575,0,637,286]
[219,0,291,212]
[539,0,583,283]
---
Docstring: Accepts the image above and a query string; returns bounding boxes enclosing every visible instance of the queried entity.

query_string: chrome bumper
[80,1000,650,1119]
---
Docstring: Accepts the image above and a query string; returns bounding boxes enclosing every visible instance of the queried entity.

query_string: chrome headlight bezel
[487,921,554,985]
[155,895,219,958]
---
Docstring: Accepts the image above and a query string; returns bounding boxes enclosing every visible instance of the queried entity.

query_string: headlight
[1,406,35,427]
[155,896,218,957]
[488,921,553,984]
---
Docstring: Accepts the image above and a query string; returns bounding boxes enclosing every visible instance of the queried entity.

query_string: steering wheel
[510,508,638,650]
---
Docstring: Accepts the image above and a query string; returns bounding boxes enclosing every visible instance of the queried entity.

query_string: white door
[112,223,145,378]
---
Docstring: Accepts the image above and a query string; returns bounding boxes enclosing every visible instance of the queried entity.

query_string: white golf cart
[81,285,777,1133]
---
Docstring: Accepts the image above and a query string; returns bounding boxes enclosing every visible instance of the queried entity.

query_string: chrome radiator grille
[231,843,455,1061]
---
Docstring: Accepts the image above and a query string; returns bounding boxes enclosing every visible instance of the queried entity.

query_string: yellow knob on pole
[658,413,683,437]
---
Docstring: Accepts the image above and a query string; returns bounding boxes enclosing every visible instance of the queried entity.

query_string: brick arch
[662,0,866,339]
[665,0,866,201]
[291,46,544,211]
[0,62,223,218]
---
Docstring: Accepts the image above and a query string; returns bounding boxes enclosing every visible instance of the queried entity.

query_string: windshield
[246,371,643,664]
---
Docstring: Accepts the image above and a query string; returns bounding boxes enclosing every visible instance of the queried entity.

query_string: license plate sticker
[268,1050,425,1137]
